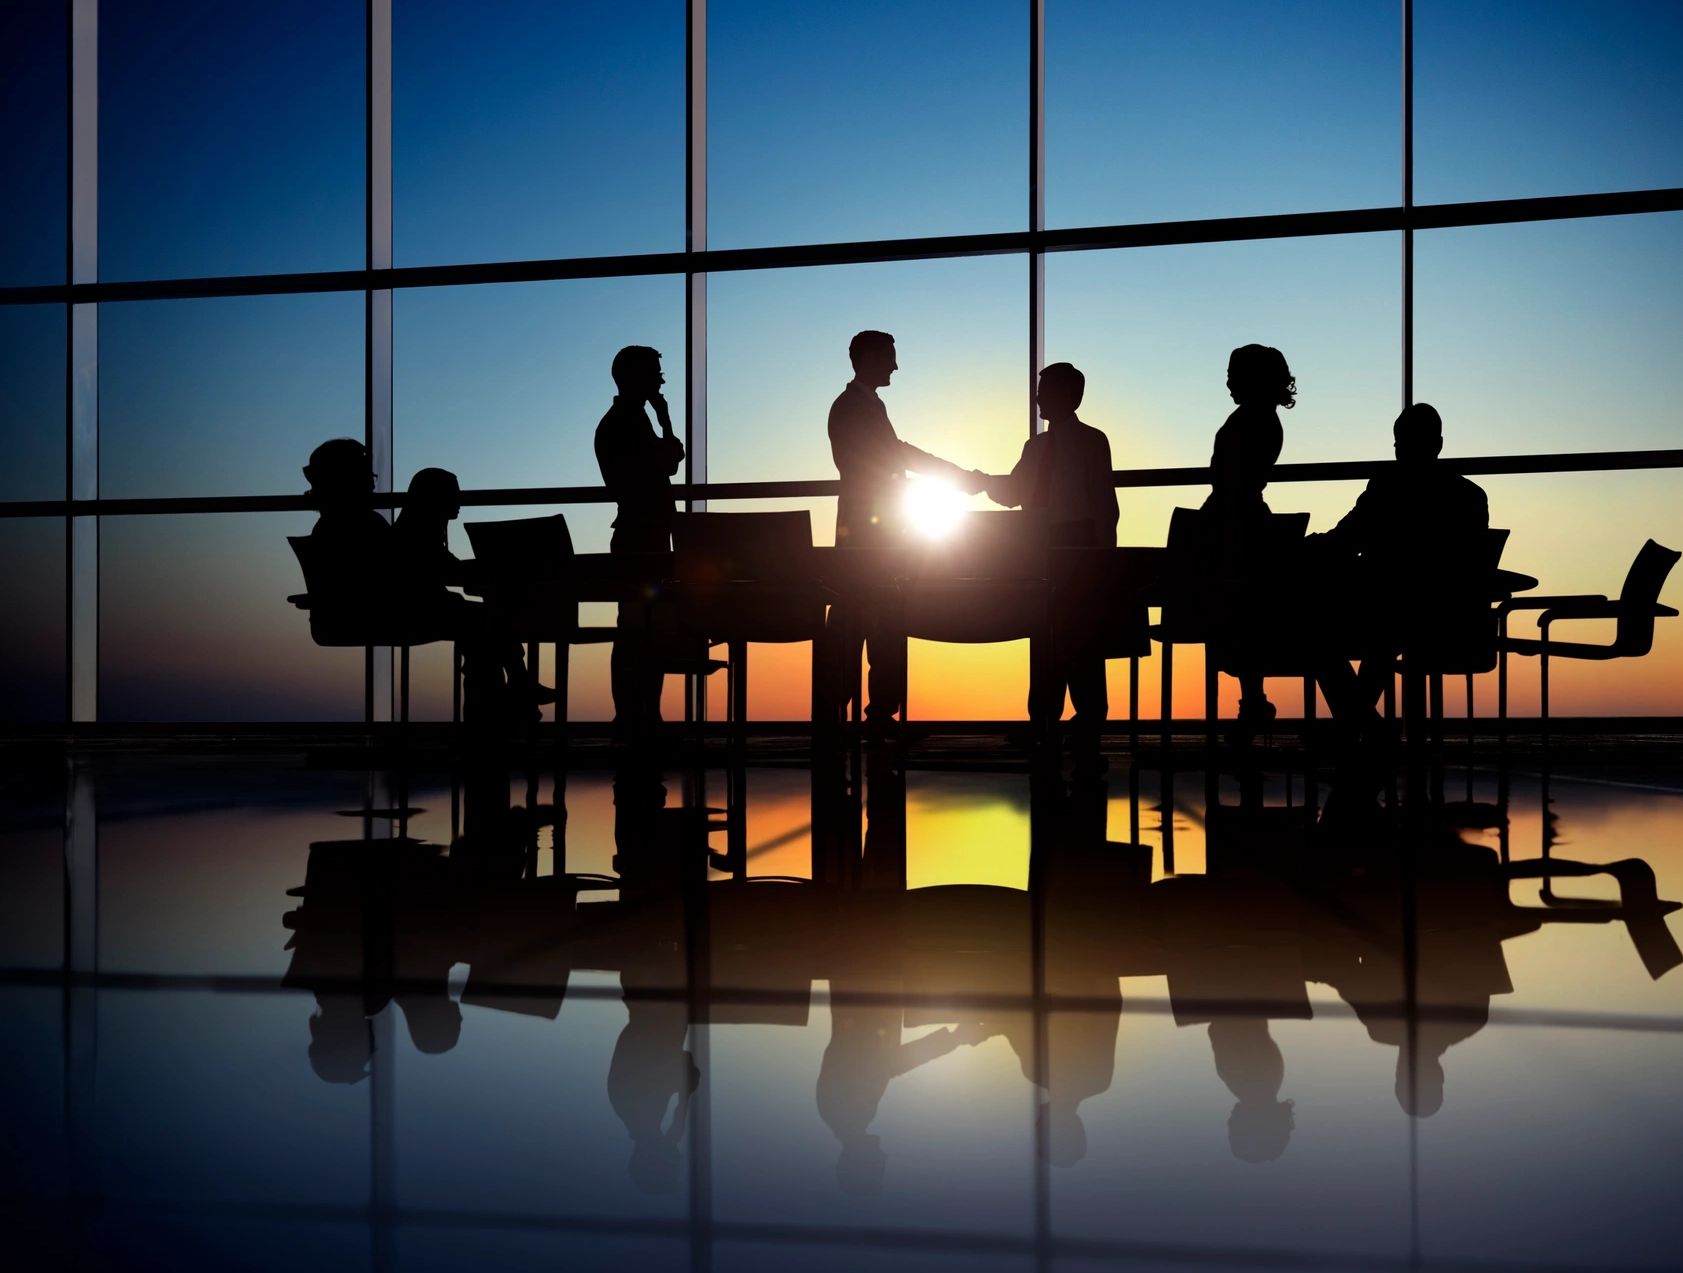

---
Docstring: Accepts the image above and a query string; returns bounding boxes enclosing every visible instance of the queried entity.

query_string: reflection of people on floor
[817,1002,977,1195]
[283,838,464,1083]
[608,961,698,1194]
[1208,1017,1295,1161]
[1161,865,1308,1161]
[597,346,684,742]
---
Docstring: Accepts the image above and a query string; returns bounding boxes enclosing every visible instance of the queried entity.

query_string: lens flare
[902,475,967,540]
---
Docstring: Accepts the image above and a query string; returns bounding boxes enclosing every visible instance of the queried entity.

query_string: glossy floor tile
[0,743,1678,1272]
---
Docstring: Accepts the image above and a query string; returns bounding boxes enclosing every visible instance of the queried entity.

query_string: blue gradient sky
[1,1,1680,719]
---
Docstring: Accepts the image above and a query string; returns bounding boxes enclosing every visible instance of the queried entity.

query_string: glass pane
[95,990,371,1205]
[99,0,363,280]
[1047,233,1398,718]
[96,765,373,977]
[1049,0,1400,228]
[0,762,66,968]
[708,0,1025,247]
[1414,214,1681,456]
[1416,0,1683,203]
[0,519,66,723]
[395,276,684,720]
[100,513,363,722]
[0,0,67,285]
[100,293,363,499]
[0,303,67,501]
[395,0,684,265]
[708,254,1028,720]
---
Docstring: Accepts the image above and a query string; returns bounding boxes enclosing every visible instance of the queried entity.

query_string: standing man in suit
[987,363,1119,768]
[822,330,983,737]
[596,345,685,743]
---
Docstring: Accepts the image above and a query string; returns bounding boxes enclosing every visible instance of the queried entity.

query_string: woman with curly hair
[1201,344,1297,738]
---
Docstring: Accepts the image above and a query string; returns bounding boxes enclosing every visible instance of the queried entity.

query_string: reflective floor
[2,738,1680,1272]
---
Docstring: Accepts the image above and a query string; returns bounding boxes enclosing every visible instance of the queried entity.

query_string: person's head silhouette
[611,345,665,403]
[307,997,373,1084]
[1226,344,1296,410]
[849,330,898,389]
[1227,1096,1296,1163]
[1036,362,1086,422]
[304,438,373,509]
[1396,1049,1447,1117]
[1392,402,1444,466]
[404,467,462,522]
[1039,1101,1089,1168]
[400,994,463,1056]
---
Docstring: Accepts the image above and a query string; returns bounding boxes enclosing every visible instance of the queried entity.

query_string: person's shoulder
[1074,419,1112,451]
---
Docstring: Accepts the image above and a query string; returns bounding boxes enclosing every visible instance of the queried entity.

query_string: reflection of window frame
[0,0,1677,727]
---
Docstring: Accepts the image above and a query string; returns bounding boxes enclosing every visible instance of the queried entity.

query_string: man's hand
[959,469,991,496]
[649,391,674,433]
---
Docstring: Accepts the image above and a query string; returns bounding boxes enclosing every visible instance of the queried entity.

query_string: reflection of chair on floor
[1150,508,1314,758]
[1497,539,1680,749]
[288,535,457,723]
[671,510,831,746]
[464,514,617,732]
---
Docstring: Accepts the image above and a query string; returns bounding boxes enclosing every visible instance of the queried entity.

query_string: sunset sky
[1,0,1678,722]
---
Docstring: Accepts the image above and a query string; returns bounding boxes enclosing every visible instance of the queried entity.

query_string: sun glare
[902,475,968,540]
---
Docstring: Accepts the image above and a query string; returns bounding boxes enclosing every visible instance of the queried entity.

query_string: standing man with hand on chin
[596,345,685,744]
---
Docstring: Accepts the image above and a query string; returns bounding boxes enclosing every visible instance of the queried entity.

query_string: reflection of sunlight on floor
[905,773,1029,889]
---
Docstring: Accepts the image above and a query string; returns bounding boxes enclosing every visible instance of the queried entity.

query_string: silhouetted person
[1209,1018,1295,1162]
[1312,403,1490,726]
[596,346,684,743]
[1201,344,1297,735]
[394,466,553,718]
[987,363,1118,766]
[305,437,390,560]
[822,330,986,736]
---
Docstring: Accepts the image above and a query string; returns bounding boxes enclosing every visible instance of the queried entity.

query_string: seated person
[392,466,553,714]
[305,437,389,559]
[986,362,1118,766]
[1312,402,1490,722]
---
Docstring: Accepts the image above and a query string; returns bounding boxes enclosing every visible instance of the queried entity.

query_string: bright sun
[902,474,967,540]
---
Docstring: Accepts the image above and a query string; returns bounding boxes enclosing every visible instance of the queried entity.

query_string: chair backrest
[1614,539,1681,654]
[671,510,814,584]
[922,510,1050,579]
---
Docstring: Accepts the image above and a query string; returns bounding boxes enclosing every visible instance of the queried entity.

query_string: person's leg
[864,627,905,726]
[1068,653,1108,756]
[1027,636,1063,746]
[610,599,647,737]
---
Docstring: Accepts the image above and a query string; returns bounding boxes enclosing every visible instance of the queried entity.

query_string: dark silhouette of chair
[669,510,830,743]
[464,514,617,731]
[287,534,455,723]
[1151,507,1313,756]
[1376,528,1512,756]
[1048,546,1160,752]
[1497,538,1680,747]
[895,511,1054,722]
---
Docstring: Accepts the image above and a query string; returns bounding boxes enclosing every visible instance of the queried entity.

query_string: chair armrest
[1496,593,1606,618]
[1656,604,1679,618]
[1539,598,1623,624]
